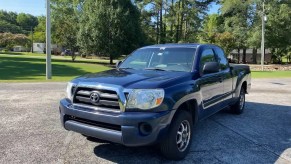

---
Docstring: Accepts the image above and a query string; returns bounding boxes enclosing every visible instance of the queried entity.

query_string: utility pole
[31,27,33,53]
[261,0,266,71]
[46,0,52,79]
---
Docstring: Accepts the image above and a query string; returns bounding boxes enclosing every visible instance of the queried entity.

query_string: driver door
[198,48,224,111]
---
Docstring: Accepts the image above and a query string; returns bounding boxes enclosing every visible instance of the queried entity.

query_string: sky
[0,0,46,16]
[0,0,220,16]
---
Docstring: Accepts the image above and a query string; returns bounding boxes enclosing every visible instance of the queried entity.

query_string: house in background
[33,43,62,55]
[229,49,272,64]
[13,45,28,52]
[33,43,45,53]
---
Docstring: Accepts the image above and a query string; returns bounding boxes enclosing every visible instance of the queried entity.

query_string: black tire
[160,110,193,160]
[230,87,246,114]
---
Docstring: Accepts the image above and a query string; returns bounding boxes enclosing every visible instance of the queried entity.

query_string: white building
[13,46,28,52]
[33,43,61,54]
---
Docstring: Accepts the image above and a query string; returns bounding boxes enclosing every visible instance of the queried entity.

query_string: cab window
[215,47,229,70]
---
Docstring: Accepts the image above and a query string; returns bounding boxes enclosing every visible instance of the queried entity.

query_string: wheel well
[242,81,247,93]
[175,99,198,124]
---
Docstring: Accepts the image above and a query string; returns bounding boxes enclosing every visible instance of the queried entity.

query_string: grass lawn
[1,52,291,82]
[251,71,291,78]
[0,53,111,82]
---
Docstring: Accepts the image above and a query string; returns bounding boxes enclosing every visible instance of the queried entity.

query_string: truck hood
[73,69,193,89]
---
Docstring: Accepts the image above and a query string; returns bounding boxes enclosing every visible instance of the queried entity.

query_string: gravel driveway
[0,79,291,164]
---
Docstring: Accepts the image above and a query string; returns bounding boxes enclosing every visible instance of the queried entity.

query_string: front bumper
[59,99,175,146]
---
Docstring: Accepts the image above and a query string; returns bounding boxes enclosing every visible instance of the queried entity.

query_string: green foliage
[30,16,46,43]
[51,0,82,61]
[199,14,223,43]
[135,0,214,44]
[0,20,23,34]
[0,10,18,25]
[0,33,30,49]
[265,1,291,63]
[215,32,235,56]
[221,0,250,49]
[0,10,38,34]
[16,13,38,30]
[78,0,143,64]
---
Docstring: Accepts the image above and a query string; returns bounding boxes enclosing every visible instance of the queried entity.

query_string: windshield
[119,47,196,72]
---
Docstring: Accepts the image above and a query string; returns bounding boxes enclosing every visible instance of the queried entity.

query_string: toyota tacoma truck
[59,43,251,160]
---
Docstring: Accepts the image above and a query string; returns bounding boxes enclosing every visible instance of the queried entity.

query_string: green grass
[0,53,111,82]
[252,71,291,78]
[1,52,291,82]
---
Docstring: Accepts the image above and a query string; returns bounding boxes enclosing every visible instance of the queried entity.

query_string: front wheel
[160,110,193,160]
[230,87,246,114]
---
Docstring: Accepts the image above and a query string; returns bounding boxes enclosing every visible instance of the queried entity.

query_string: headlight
[66,82,75,100]
[126,89,164,110]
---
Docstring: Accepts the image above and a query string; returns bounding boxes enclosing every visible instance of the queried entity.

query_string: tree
[0,10,18,25]
[0,33,30,49]
[135,0,214,44]
[51,0,83,61]
[78,0,143,64]
[199,14,224,43]
[31,16,46,43]
[221,0,251,63]
[0,20,23,34]
[246,1,262,64]
[265,1,291,63]
[16,13,38,31]
[215,32,235,56]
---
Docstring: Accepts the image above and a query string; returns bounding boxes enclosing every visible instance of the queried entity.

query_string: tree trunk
[170,0,174,42]
[156,10,159,44]
[110,54,113,65]
[176,0,181,43]
[71,47,76,62]
[242,48,246,64]
[184,20,187,41]
[237,49,240,64]
[180,5,184,42]
[159,0,164,43]
[252,48,257,64]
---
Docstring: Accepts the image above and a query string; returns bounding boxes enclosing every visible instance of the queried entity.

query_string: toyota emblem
[90,92,100,103]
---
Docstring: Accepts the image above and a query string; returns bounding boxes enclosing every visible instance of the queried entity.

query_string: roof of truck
[141,43,204,49]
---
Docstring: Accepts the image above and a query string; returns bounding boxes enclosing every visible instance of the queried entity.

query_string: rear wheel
[230,87,246,114]
[160,110,193,160]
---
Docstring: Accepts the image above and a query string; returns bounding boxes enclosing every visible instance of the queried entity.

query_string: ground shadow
[91,102,291,163]
[0,52,25,55]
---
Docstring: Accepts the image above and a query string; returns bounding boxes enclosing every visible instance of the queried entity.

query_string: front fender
[165,80,202,124]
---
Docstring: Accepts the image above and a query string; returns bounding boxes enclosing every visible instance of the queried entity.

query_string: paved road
[0,79,291,164]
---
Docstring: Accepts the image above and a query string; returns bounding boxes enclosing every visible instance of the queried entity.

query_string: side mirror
[202,62,220,75]
[116,61,122,68]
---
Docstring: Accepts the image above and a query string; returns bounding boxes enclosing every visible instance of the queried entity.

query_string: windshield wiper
[119,67,134,70]
[144,67,166,71]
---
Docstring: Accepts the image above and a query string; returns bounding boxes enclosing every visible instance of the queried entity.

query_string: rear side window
[200,49,216,71]
[215,48,229,70]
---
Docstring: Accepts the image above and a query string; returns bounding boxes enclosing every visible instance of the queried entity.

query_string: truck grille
[73,87,120,112]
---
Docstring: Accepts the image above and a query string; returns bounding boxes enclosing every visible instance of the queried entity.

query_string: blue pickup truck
[59,43,251,160]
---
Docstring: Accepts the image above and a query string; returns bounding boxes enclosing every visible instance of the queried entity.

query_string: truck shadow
[92,102,291,163]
